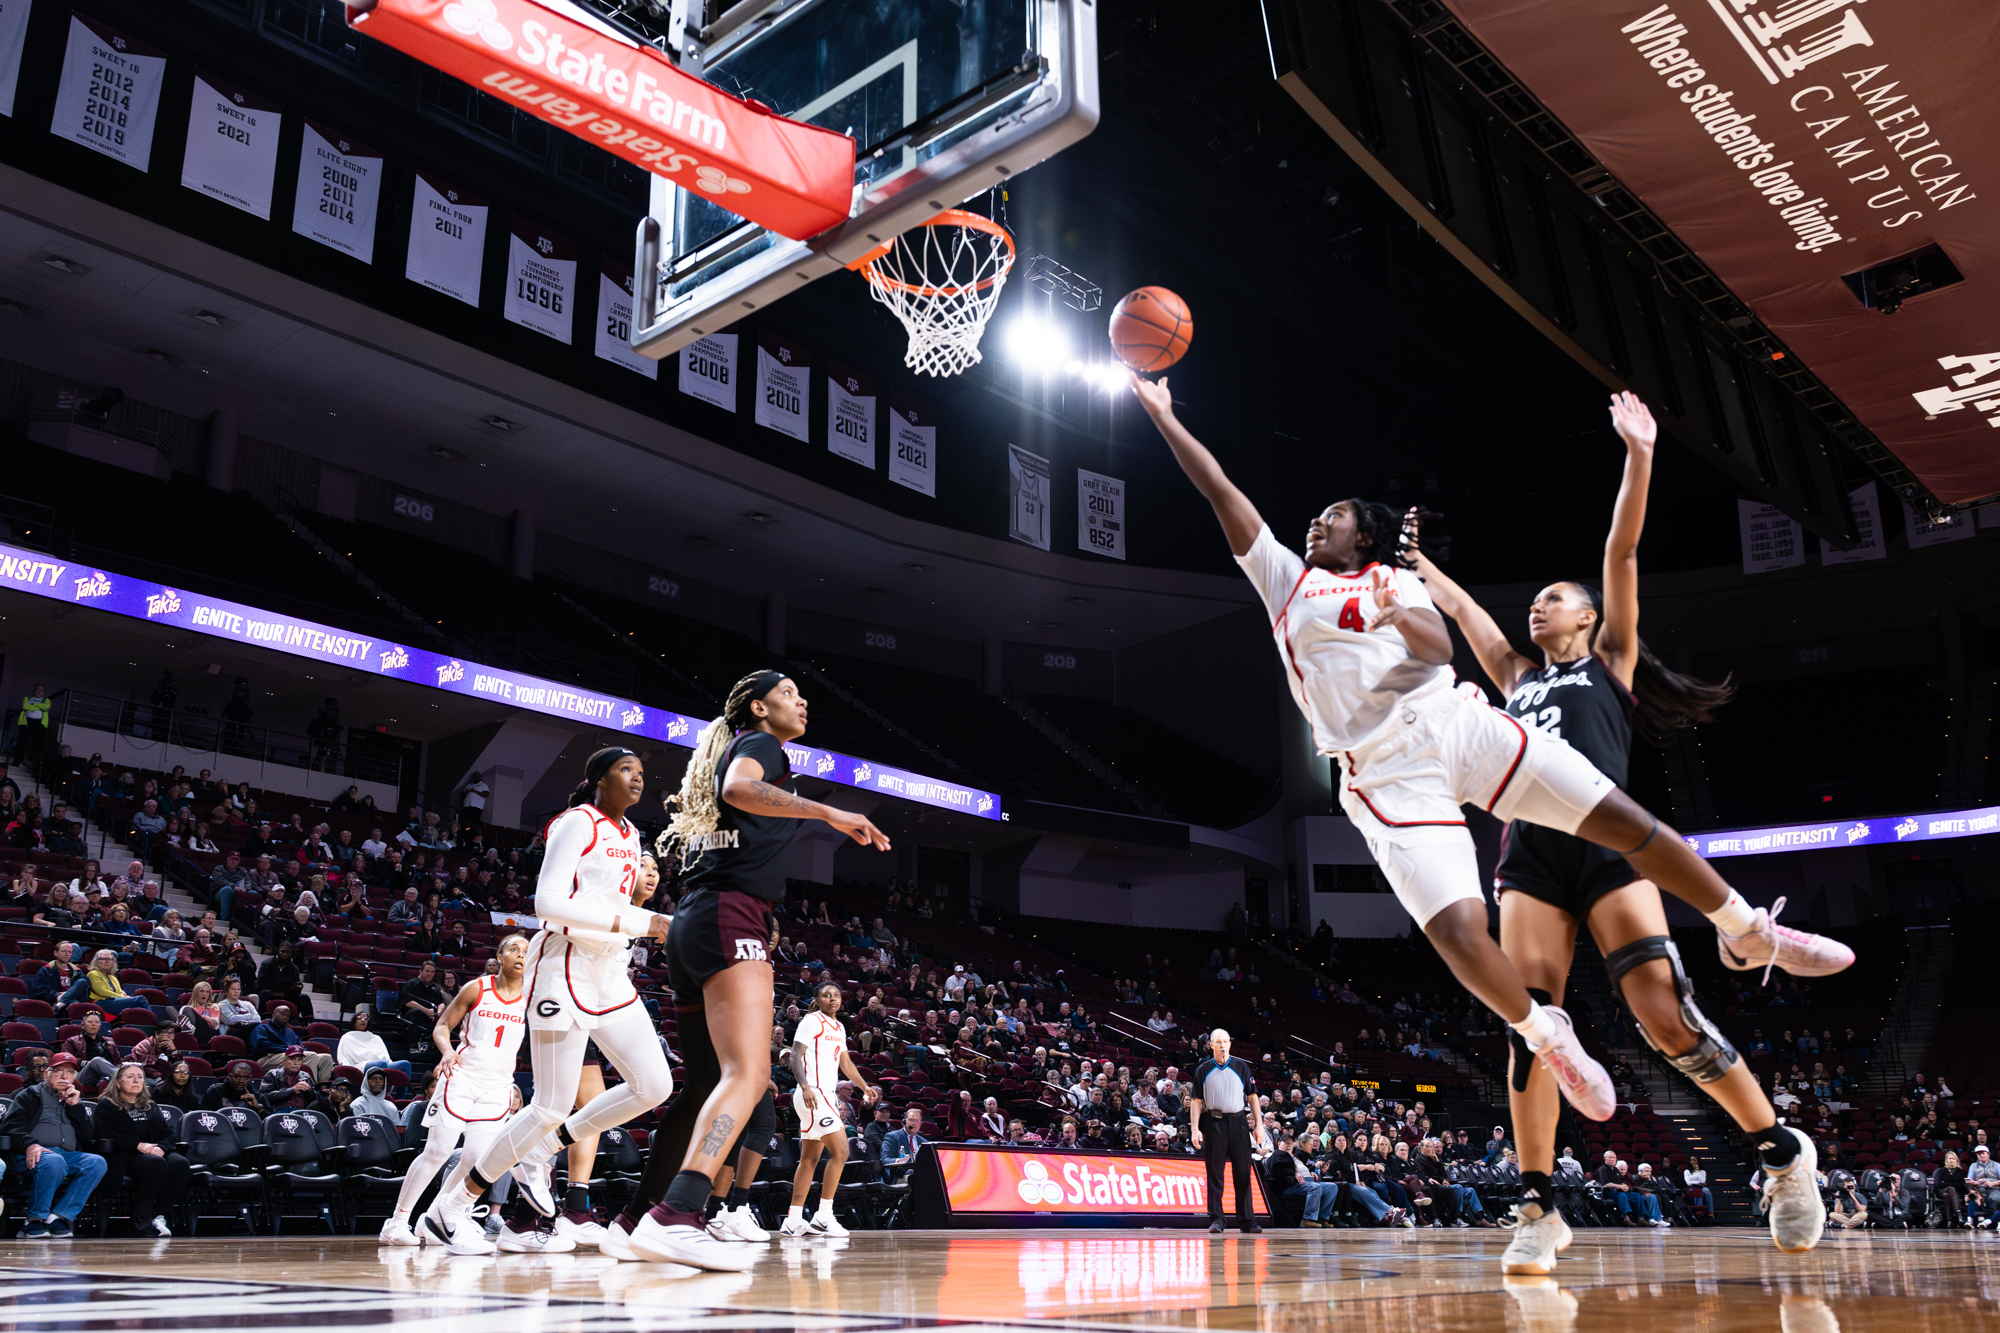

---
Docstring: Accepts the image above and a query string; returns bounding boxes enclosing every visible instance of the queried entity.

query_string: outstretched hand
[1127,370,1173,417]
[1365,566,1409,634]
[1608,390,1657,453]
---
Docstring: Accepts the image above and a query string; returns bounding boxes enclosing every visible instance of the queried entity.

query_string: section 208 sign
[0,544,1000,822]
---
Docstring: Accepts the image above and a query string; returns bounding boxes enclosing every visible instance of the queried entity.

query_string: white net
[858,213,1016,378]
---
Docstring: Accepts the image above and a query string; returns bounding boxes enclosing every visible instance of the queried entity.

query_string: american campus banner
[0,544,1001,822]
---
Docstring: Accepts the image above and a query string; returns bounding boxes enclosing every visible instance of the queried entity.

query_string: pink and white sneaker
[1717,897,1855,980]
[1524,1006,1616,1121]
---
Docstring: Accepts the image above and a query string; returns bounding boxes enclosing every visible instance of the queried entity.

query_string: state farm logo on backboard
[1914,353,2000,429]
[1016,1160,1065,1206]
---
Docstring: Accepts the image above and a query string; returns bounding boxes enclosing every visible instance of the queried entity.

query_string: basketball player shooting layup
[1128,371,1852,1122]
[1411,393,1830,1272]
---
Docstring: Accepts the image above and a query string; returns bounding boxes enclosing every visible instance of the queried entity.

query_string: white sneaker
[778,1213,814,1237]
[628,1214,759,1271]
[147,1215,173,1238]
[598,1221,640,1262]
[808,1210,848,1238]
[378,1217,420,1247]
[428,1209,497,1256]
[1523,1006,1616,1121]
[1501,1205,1573,1276]
[498,1222,577,1253]
[1761,1129,1825,1254]
[1718,897,1855,980]
[554,1212,608,1249]
[725,1206,772,1242]
[513,1154,558,1218]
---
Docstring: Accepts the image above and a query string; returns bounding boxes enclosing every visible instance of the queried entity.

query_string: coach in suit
[1190,1028,1268,1232]
[880,1106,929,1181]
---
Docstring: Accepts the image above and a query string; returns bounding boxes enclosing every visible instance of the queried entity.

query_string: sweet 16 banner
[344,0,855,240]
[51,13,165,170]
[0,543,1000,821]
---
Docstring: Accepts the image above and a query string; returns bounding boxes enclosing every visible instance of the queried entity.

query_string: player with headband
[1129,372,1850,1125]
[421,746,675,1255]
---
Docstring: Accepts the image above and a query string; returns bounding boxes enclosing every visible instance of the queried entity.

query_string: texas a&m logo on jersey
[733,937,767,961]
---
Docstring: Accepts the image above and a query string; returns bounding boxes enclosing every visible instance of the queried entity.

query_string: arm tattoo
[698,1111,738,1156]
[737,780,818,817]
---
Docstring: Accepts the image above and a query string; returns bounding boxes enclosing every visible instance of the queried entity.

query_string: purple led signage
[1686,808,2000,858]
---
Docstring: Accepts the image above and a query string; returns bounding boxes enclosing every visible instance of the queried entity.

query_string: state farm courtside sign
[344,0,853,241]
[935,1147,1269,1220]
[1436,0,2000,503]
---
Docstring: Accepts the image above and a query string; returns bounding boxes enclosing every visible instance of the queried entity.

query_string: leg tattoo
[699,1113,738,1157]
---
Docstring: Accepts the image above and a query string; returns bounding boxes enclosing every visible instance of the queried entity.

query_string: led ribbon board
[928,1145,1269,1222]
[1686,806,2000,859]
[0,545,1000,821]
[344,0,855,241]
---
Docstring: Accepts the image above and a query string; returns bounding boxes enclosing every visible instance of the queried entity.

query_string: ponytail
[661,669,789,867]
[1571,583,1733,743]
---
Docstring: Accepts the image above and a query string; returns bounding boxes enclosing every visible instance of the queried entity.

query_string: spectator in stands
[126,1020,178,1077]
[308,1075,358,1125]
[260,1048,319,1107]
[1418,1137,1493,1227]
[1683,1156,1714,1215]
[129,800,166,860]
[1968,1146,2000,1226]
[96,1061,189,1236]
[65,1010,123,1085]
[334,1010,404,1078]
[976,1096,1007,1140]
[388,886,423,924]
[156,1061,200,1113]
[398,960,445,1046]
[31,940,83,1002]
[1935,1151,1970,1228]
[256,939,310,1018]
[210,852,248,921]
[881,1106,929,1180]
[1825,1174,1868,1229]
[212,976,257,1042]
[151,909,187,965]
[201,1060,265,1111]
[252,1004,334,1082]
[1632,1164,1672,1228]
[63,948,153,1017]
[4,1053,105,1239]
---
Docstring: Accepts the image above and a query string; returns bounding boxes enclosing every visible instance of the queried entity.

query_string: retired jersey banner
[182,72,282,219]
[504,217,576,343]
[1077,468,1126,561]
[1739,499,1803,574]
[754,331,809,440]
[826,361,877,469]
[52,13,165,169]
[406,173,488,307]
[344,0,853,241]
[1902,498,1976,549]
[594,257,656,378]
[1433,0,2000,504]
[1818,483,1884,565]
[0,0,33,118]
[292,122,383,262]
[887,393,936,497]
[679,332,737,410]
[1009,445,1052,551]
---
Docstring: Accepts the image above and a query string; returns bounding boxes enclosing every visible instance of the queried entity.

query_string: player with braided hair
[1131,371,1836,1131]
[610,669,888,1269]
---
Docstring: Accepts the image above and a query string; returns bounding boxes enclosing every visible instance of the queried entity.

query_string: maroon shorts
[665,888,771,993]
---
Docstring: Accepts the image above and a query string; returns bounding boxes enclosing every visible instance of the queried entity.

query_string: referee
[1189,1028,1267,1233]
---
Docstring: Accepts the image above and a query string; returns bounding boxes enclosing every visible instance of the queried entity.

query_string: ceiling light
[1004,313,1070,375]
[193,310,227,325]
[743,511,777,524]
[1064,595,1095,605]
[481,415,522,431]
[0,297,32,315]
[140,347,182,366]
[903,562,933,573]
[429,445,464,460]
[39,255,85,275]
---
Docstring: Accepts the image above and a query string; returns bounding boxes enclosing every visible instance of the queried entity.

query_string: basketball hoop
[848,209,1016,378]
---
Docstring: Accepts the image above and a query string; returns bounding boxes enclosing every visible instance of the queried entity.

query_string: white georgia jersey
[794,1011,848,1094]
[1236,524,1449,753]
[451,977,527,1084]
[534,804,651,954]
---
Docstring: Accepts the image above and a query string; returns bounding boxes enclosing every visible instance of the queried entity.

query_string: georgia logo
[693,165,751,195]
[1016,1159,1064,1206]
[536,999,562,1018]
[443,0,514,50]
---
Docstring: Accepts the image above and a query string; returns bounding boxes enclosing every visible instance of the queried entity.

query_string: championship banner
[51,13,165,169]
[887,392,936,497]
[1434,0,2000,504]
[1688,804,2000,860]
[754,331,809,441]
[181,72,282,219]
[1817,483,1884,565]
[679,332,737,410]
[594,257,655,377]
[0,542,1002,821]
[826,361,876,469]
[1077,468,1126,561]
[344,0,854,241]
[292,121,383,262]
[0,0,33,118]
[1009,445,1052,551]
[504,216,575,343]
[1902,498,1976,549]
[406,173,488,307]
[912,1144,1270,1228]
[1738,499,1803,574]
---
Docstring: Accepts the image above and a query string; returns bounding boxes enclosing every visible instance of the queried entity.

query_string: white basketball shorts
[792,1087,844,1140]
[427,1072,512,1126]
[524,933,640,1032]
[1336,685,1615,928]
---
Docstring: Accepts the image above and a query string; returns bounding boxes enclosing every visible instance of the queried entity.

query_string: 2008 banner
[0,543,1001,822]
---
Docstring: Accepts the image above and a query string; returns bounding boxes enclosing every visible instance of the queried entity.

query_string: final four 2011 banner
[0,544,1001,822]
[1687,806,2000,859]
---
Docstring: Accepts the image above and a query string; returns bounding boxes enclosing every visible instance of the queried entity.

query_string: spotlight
[1005,314,1070,374]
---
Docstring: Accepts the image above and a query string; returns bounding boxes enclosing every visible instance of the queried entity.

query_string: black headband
[585,747,639,786]
[729,670,788,724]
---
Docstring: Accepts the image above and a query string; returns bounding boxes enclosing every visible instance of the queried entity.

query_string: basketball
[1110,286,1193,373]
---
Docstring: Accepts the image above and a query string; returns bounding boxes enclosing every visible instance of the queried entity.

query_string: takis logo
[443,0,513,50]
[1016,1159,1065,1206]
[621,705,645,728]
[1895,817,1920,840]
[666,717,690,741]
[1913,353,2000,430]
[1846,822,1871,843]
[74,572,111,599]
[145,590,181,617]
[1685,836,1702,852]
[816,753,836,776]
[977,795,994,815]
[853,763,873,784]
[380,646,409,671]
[437,660,466,684]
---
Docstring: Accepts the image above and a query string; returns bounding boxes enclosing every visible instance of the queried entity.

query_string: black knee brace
[728,1088,776,1160]
[1603,936,1738,1083]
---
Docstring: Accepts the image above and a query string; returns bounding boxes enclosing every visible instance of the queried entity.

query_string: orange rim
[845,208,1015,295]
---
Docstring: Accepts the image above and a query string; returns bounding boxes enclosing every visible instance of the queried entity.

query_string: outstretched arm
[1598,392,1656,690]
[722,754,891,851]
[1129,373,1263,556]
[1409,549,1536,699]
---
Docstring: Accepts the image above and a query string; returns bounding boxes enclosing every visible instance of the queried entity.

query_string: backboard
[631,0,1097,360]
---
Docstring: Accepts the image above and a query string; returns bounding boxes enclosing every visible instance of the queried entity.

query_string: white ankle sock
[1509,1001,1557,1048]
[1705,888,1759,936]
[786,1205,804,1221]
[816,1202,835,1216]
